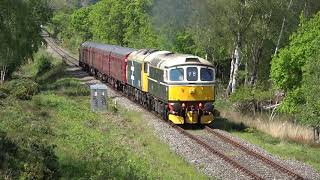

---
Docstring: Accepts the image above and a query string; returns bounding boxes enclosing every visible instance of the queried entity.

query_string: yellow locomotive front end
[166,65,216,125]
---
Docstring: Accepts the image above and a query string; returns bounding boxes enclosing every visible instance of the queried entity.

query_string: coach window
[170,68,184,81]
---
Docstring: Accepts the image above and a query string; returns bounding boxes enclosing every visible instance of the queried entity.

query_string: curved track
[204,127,303,179]
[44,36,305,180]
[45,36,79,66]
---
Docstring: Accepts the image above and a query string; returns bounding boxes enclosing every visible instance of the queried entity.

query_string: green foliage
[49,0,98,10]
[0,88,8,99]
[0,0,52,79]
[271,12,320,127]
[271,12,320,91]
[3,79,39,100]
[173,31,204,55]
[298,52,320,127]
[0,99,60,179]
[36,54,53,77]
[49,0,162,52]
[70,7,93,41]
[278,88,305,114]
[46,78,90,96]
[230,86,274,113]
[51,11,71,38]
[36,64,66,85]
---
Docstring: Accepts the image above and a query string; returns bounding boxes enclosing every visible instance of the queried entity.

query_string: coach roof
[81,42,136,57]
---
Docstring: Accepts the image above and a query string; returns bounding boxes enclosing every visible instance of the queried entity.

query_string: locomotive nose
[189,88,196,94]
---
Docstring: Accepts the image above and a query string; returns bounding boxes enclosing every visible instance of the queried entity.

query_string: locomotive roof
[82,42,136,57]
[149,53,213,69]
[128,49,170,63]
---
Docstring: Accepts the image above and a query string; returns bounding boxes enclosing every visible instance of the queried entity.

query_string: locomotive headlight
[169,103,182,112]
[199,103,203,109]
[182,103,186,108]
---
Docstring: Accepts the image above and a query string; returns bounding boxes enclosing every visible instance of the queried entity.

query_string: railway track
[45,37,305,180]
[204,127,304,180]
[44,36,79,66]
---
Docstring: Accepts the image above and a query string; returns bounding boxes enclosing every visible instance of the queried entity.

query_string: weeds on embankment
[219,109,314,144]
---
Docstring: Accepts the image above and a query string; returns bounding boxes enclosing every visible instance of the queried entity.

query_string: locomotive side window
[170,68,184,81]
[164,70,168,81]
[187,67,198,81]
[200,68,214,81]
[144,62,149,74]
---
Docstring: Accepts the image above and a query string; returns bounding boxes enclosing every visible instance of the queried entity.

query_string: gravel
[196,131,291,179]
[47,44,320,180]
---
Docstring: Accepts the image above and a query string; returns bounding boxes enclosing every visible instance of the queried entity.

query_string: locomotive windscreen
[187,67,198,81]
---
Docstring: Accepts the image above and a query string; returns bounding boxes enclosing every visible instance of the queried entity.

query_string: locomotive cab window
[170,68,184,81]
[187,67,198,81]
[200,68,214,81]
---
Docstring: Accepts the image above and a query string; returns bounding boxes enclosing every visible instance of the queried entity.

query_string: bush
[46,78,90,96]
[36,64,66,85]
[0,131,60,179]
[3,79,39,100]
[230,86,275,113]
[36,54,53,77]
[0,88,8,99]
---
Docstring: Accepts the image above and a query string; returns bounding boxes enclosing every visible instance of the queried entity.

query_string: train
[79,42,216,124]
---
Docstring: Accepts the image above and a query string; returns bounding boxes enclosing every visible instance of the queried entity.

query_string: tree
[271,12,320,134]
[0,0,52,84]
[271,12,320,92]
[300,52,320,141]
[70,7,93,41]
[152,0,194,50]
[123,0,159,49]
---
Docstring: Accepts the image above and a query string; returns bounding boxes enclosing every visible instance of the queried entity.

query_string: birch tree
[225,0,255,94]
[274,0,293,56]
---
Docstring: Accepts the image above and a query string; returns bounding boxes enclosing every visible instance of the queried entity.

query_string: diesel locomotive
[79,42,216,124]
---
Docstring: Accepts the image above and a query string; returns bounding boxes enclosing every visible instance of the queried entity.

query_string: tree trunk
[244,61,248,86]
[227,32,241,95]
[250,43,263,85]
[232,42,241,93]
[227,57,235,95]
[314,127,320,143]
[0,65,7,85]
[274,0,293,56]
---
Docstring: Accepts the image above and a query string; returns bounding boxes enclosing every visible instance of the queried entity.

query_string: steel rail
[45,37,78,66]
[204,127,304,180]
[170,123,263,180]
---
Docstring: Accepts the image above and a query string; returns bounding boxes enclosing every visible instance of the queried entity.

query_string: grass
[0,50,208,179]
[213,99,320,172]
[219,108,315,143]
